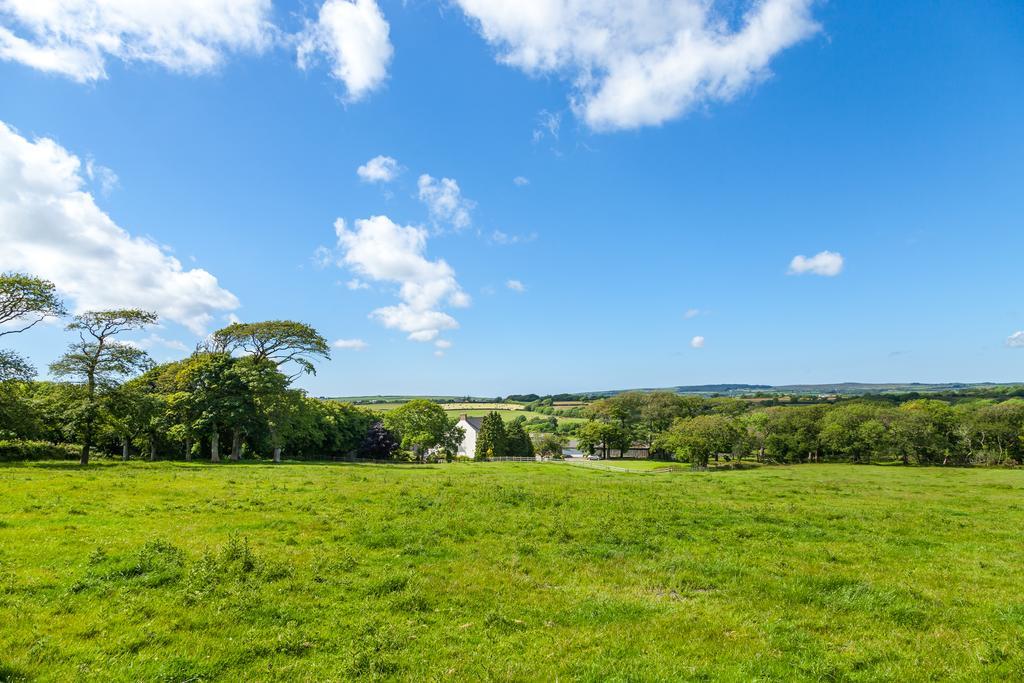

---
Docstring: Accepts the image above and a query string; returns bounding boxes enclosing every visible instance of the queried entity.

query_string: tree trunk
[230,429,242,461]
[80,441,91,466]
[185,438,193,462]
[273,447,282,463]
[122,438,130,461]
[148,436,156,461]
[211,429,220,462]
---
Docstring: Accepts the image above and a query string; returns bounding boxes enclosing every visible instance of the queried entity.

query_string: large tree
[174,353,253,462]
[0,273,66,381]
[576,420,632,459]
[505,416,534,458]
[49,309,157,465]
[211,320,330,379]
[654,414,741,469]
[384,400,464,462]
[474,411,507,459]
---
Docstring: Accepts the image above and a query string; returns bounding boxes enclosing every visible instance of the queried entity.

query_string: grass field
[2,462,1023,681]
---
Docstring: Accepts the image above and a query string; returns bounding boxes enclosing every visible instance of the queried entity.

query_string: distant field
[1,462,1022,680]
[446,408,585,424]
[348,401,585,425]
[441,403,524,411]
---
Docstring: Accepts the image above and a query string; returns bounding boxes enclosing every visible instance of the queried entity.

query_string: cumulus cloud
[329,215,469,342]
[506,279,526,292]
[0,0,274,82]
[417,174,474,230]
[356,155,400,182]
[0,121,239,334]
[297,0,393,101]
[434,339,452,350]
[690,335,705,349]
[455,0,819,130]
[333,338,368,350]
[513,176,530,186]
[788,250,844,277]
[1008,332,1024,348]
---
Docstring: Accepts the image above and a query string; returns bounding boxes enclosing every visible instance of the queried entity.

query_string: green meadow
[2,462,1023,681]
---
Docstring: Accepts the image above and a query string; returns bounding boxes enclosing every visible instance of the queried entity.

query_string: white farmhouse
[455,415,483,458]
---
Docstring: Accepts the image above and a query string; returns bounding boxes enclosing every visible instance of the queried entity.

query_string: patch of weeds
[344,621,405,678]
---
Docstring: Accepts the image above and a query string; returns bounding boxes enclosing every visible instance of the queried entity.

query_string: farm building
[455,415,482,458]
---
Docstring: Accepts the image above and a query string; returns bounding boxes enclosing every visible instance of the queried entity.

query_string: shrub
[0,439,80,461]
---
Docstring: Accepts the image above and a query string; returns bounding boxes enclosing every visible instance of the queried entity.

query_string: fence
[487,456,541,462]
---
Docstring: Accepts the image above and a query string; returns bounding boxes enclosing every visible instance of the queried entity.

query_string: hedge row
[0,440,81,462]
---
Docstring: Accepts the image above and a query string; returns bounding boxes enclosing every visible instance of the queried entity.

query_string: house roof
[461,416,484,431]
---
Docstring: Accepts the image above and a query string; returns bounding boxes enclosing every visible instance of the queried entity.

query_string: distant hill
[326,382,1024,405]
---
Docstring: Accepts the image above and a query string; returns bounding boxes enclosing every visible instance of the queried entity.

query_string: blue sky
[1,0,1022,396]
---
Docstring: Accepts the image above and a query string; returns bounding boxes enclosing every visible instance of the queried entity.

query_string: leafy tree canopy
[212,320,330,377]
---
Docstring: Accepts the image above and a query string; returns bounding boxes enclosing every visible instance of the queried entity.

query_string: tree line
[575,390,1024,468]
[0,273,471,464]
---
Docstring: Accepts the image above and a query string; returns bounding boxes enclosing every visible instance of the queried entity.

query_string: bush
[0,439,80,461]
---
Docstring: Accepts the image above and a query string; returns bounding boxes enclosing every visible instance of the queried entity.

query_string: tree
[174,353,252,462]
[211,321,330,378]
[359,421,400,460]
[576,420,631,459]
[475,411,507,459]
[505,416,534,458]
[535,433,566,459]
[384,400,464,462]
[0,273,66,381]
[655,415,740,469]
[106,381,163,460]
[49,310,157,464]
[234,357,299,462]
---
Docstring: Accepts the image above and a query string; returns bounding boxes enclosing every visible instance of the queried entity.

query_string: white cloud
[684,308,701,319]
[0,120,239,335]
[345,278,369,290]
[513,176,530,186]
[1008,332,1024,348]
[357,155,400,183]
[297,0,392,101]
[434,339,452,350]
[331,215,469,342]
[532,109,561,142]
[455,0,819,130]
[506,279,526,292]
[0,0,273,82]
[490,229,537,245]
[333,338,368,350]
[124,334,190,353]
[788,250,844,277]
[84,159,119,195]
[690,335,705,349]
[417,174,474,230]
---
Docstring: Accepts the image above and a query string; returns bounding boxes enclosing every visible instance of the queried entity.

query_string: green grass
[569,458,689,472]
[2,462,1023,680]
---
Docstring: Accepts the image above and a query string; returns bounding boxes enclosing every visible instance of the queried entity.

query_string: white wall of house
[456,417,478,458]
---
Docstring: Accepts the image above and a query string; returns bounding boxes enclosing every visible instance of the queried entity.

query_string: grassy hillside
[2,462,1022,680]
